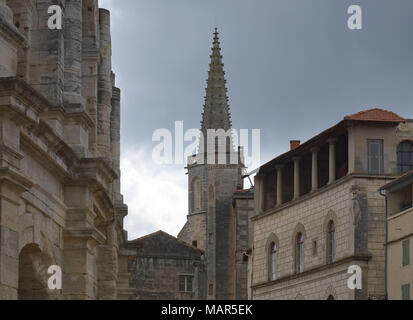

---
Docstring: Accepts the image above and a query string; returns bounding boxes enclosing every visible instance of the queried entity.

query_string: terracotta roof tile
[344,108,404,123]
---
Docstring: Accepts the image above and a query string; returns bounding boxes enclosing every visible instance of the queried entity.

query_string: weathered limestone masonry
[0,0,133,300]
[128,231,206,300]
[252,109,413,300]
[178,29,248,300]
[232,189,254,300]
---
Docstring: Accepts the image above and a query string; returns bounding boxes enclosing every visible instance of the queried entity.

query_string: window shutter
[368,140,383,174]
[402,284,411,300]
[403,240,410,267]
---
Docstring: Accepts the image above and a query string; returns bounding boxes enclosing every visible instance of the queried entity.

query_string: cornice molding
[0,18,27,47]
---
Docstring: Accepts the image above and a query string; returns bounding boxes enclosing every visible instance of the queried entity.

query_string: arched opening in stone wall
[18,244,51,300]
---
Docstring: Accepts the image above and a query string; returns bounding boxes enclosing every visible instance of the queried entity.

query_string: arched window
[296,233,304,273]
[269,242,277,281]
[327,295,335,300]
[327,221,336,264]
[397,141,413,174]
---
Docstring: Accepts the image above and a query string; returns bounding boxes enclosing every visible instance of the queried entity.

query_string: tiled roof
[259,108,404,174]
[344,108,404,123]
[379,170,413,191]
[128,230,204,252]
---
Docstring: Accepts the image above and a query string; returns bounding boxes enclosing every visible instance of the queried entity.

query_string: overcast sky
[99,0,413,239]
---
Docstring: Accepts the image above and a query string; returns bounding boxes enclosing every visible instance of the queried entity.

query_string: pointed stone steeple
[201,28,232,138]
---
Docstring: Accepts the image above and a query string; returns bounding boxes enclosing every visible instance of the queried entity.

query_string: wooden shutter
[403,240,410,266]
[402,284,410,300]
[368,140,383,174]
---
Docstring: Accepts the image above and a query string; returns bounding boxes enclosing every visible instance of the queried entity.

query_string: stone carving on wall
[350,185,362,226]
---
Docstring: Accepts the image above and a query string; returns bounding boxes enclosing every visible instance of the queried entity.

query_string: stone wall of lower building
[178,212,206,251]
[130,256,204,300]
[128,231,206,300]
[252,175,393,300]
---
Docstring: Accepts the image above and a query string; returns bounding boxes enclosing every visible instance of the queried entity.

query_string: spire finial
[213,27,220,48]
[199,28,233,149]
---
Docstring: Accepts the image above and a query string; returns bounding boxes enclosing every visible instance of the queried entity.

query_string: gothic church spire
[200,28,232,136]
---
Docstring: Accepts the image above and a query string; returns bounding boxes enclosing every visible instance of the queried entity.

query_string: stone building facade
[0,0,132,299]
[380,169,413,300]
[232,189,255,300]
[128,231,206,300]
[251,109,413,300]
[178,29,252,300]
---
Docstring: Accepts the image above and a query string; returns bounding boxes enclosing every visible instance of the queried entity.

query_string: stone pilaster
[293,157,300,200]
[6,0,35,81]
[81,0,100,156]
[29,0,65,106]
[62,185,103,300]
[311,147,319,192]
[116,247,135,300]
[0,168,32,299]
[276,165,283,206]
[64,0,84,109]
[0,114,31,299]
[259,175,265,213]
[97,9,112,158]
[96,223,118,300]
[328,138,337,184]
[111,87,122,201]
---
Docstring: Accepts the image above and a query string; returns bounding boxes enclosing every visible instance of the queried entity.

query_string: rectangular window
[367,140,383,174]
[179,275,194,293]
[179,275,186,292]
[402,284,410,300]
[402,240,410,267]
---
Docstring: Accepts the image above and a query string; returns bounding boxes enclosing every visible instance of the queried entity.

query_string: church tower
[178,29,244,300]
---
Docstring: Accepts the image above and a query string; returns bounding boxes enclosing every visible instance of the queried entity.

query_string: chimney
[290,140,301,150]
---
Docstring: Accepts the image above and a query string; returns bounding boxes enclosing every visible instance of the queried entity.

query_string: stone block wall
[0,1,131,300]
[232,190,254,300]
[128,231,206,300]
[178,212,206,251]
[252,176,393,300]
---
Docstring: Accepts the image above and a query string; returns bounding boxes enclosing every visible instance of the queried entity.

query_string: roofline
[259,116,404,174]
[379,170,413,192]
[259,119,347,173]
[128,230,205,253]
